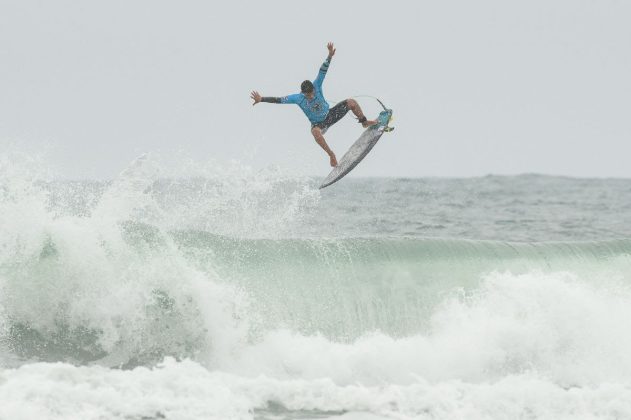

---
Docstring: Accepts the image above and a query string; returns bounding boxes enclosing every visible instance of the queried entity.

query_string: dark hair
[301,80,314,94]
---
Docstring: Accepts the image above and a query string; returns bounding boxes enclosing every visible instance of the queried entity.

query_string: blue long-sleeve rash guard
[263,58,331,124]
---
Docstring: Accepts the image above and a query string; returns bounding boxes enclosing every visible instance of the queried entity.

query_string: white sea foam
[1,357,631,420]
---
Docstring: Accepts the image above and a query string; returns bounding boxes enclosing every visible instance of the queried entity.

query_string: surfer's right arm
[251,91,301,106]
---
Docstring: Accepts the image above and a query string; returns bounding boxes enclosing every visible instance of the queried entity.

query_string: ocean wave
[3,152,631,419]
[3,216,631,371]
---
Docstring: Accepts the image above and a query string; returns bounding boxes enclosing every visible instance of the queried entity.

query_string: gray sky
[1,0,630,179]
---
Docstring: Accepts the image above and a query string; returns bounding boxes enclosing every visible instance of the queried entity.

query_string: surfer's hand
[250,91,262,106]
[329,153,338,167]
[327,42,336,59]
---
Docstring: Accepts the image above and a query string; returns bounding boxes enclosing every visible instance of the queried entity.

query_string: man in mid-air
[251,42,377,167]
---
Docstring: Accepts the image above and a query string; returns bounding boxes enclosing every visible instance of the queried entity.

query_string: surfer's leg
[319,101,350,133]
[311,126,338,167]
[346,99,377,128]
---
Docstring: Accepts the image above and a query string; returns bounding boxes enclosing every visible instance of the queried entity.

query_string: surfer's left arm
[314,42,336,89]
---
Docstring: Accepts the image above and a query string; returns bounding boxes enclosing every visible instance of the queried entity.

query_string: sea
[2,153,631,419]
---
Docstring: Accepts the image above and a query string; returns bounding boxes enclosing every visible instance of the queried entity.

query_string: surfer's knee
[311,126,322,138]
[346,99,357,108]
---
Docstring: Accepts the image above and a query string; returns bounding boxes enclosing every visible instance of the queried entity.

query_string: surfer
[250,42,377,167]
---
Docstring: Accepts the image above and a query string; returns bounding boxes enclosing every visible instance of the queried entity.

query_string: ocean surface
[2,153,631,419]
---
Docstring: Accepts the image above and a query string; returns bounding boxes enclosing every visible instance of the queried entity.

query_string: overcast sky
[1,0,630,179]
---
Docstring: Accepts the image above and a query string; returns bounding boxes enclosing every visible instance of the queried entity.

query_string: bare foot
[329,154,338,167]
[362,119,378,128]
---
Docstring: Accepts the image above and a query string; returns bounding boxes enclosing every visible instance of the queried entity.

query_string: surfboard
[319,107,394,189]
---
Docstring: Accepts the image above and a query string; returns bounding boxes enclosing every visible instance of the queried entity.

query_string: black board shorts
[312,100,350,133]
